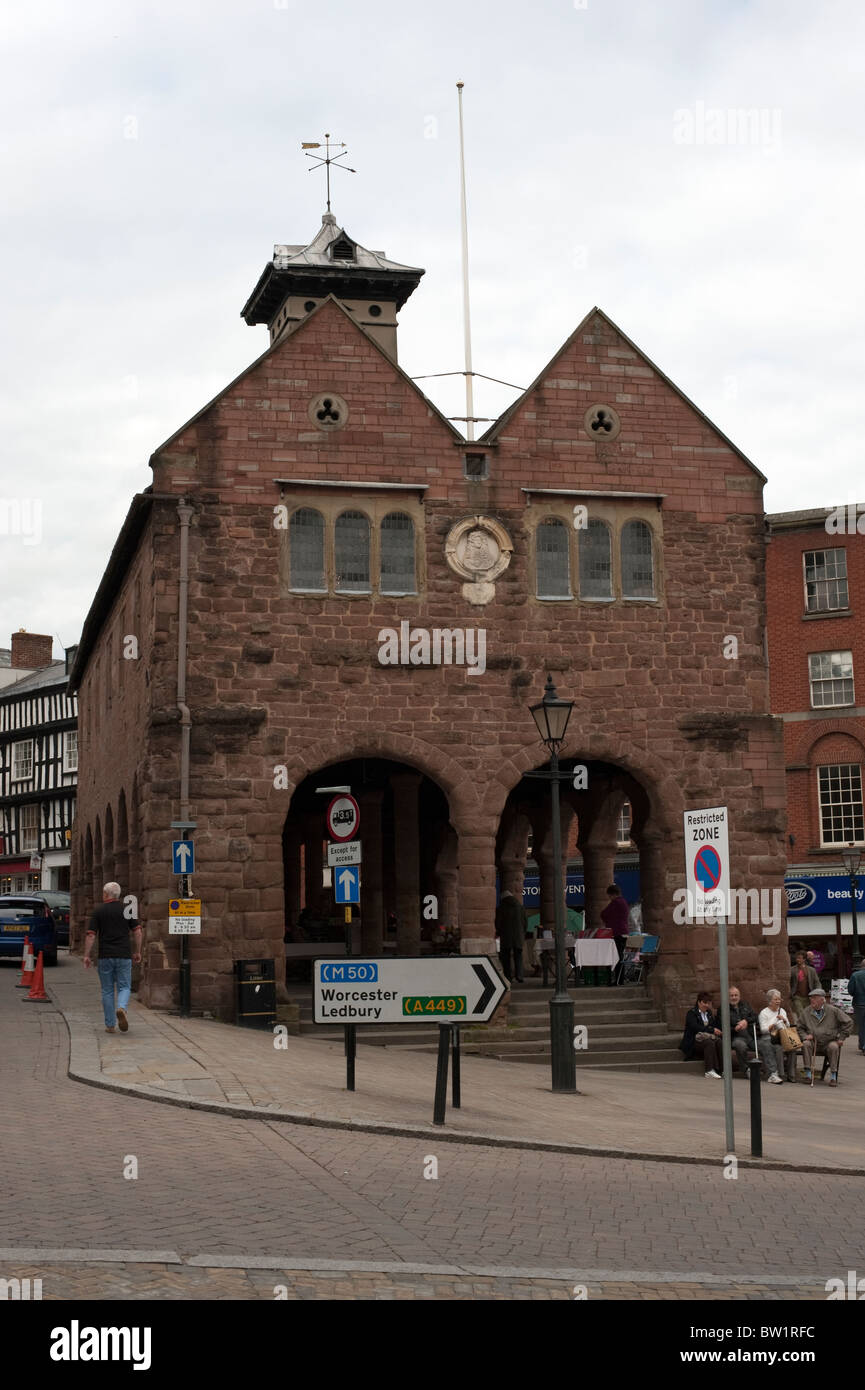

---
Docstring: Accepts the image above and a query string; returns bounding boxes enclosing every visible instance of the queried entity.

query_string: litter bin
[234,958,276,1030]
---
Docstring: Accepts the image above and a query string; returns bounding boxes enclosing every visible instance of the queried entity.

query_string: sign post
[170,821,197,1018]
[684,806,733,1152]
[325,795,361,1091]
[313,956,506,1122]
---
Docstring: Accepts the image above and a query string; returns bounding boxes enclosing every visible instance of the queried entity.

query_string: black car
[38,890,71,948]
[0,895,58,967]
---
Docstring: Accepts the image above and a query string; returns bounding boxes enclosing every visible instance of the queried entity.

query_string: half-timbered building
[0,633,78,892]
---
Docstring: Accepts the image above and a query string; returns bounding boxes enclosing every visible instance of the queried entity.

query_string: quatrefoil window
[584,403,621,442]
[308,391,349,431]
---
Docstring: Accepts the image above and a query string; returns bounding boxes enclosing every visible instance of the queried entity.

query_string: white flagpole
[456,81,475,442]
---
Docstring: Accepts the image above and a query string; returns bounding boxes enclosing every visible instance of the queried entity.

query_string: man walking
[83,883,142,1033]
[844,958,865,1056]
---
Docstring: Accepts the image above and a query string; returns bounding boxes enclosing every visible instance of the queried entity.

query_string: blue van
[0,895,58,968]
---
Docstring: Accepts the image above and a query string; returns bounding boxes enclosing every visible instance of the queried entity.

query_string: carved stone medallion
[444,515,513,605]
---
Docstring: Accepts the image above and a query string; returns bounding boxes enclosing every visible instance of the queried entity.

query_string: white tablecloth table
[573,938,619,969]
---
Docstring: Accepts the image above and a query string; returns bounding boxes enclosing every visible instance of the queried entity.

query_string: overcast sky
[2,0,863,659]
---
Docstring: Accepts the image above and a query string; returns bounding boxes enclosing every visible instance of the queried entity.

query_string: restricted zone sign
[683,806,730,918]
[313,957,506,1025]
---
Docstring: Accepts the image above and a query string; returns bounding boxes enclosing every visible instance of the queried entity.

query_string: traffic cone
[23,950,50,1002]
[16,937,35,988]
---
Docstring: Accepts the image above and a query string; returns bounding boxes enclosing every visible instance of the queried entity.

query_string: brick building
[767,507,865,973]
[68,210,790,1025]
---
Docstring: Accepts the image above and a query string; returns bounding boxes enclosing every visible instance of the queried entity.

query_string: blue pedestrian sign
[172,840,195,875]
[334,866,360,904]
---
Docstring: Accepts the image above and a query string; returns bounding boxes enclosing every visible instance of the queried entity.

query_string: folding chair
[615,933,643,986]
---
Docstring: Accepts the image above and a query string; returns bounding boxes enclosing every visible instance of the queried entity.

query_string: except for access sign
[168,898,202,935]
[327,840,361,867]
[313,957,506,1024]
[326,794,360,841]
[683,806,730,918]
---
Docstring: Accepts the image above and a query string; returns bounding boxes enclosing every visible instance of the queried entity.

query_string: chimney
[11,629,53,669]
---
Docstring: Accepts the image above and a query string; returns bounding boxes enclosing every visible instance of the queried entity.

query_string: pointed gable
[150,296,463,498]
[483,307,764,513]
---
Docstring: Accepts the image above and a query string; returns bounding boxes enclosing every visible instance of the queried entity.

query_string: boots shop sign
[327,794,360,842]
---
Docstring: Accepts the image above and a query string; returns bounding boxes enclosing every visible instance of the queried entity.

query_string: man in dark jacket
[726,986,759,1075]
[495,890,526,984]
[848,958,865,1054]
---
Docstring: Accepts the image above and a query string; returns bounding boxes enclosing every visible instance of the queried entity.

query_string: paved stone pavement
[2,958,862,1302]
[53,956,865,1172]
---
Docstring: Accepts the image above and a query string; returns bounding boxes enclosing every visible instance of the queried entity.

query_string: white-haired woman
[758,988,797,1083]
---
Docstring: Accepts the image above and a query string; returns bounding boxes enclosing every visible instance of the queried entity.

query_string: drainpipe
[176,501,194,1015]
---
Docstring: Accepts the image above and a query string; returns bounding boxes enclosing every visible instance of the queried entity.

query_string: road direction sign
[326,794,360,841]
[683,806,730,917]
[168,897,201,935]
[172,840,195,875]
[327,840,361,867]
[333,866,360,904]
[313,957,506,1025]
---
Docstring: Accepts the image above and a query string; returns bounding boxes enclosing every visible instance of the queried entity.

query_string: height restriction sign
[683,806,730,918]
[326,794,360,841]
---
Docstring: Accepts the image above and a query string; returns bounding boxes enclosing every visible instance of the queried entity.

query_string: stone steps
[291,982,696,1075]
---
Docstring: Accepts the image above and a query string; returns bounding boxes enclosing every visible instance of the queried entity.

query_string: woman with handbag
[758,988,800,1082]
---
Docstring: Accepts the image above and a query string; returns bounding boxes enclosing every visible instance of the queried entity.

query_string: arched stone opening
[282,755,455,975]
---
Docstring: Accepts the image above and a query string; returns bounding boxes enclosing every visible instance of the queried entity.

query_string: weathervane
[302,134,356,213]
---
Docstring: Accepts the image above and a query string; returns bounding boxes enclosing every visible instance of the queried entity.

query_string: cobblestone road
[1,962,859,1300]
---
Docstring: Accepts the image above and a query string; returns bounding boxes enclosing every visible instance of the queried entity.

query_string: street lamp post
[841,844,862,966]
[529,675,576,1093]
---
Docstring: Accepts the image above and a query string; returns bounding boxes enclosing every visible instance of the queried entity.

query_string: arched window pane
[335,510,371,592]
[289,508,325,591]
[380,513,416,594]
[536,519,570,597]
[579,520,612,599]
[621,520,654,598]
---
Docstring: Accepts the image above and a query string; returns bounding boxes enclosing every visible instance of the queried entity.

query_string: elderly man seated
[757,989,797,1083]
[798,987,854,1086]
[725,986,759,1076]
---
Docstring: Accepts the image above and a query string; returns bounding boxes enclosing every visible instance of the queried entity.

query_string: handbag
[777,1025,802,1053]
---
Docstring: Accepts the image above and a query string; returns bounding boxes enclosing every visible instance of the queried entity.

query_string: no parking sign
[683,806,730,918]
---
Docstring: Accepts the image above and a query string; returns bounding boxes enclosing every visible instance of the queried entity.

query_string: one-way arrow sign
[313,956,507,1025]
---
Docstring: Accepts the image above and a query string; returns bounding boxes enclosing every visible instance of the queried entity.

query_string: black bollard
[747,1058,763,1157]
[433,1024,450,1125]
[451,1026,461,1109]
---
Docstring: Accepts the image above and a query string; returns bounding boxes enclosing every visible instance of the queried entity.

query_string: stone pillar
[360,788,385,954]
[458,830,497,955]
[391,771,422,954]
[433,825,459,929]
[304,818,325,916]
[581,840,618,931]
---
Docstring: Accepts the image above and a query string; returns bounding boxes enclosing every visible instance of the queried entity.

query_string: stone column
[304,817,325,916]
[433,825,459,929]
[391,771,422,954]
[581,841,618,932]
[360,788,385,954]
[532,802,573,935]
[457,830,497,955]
